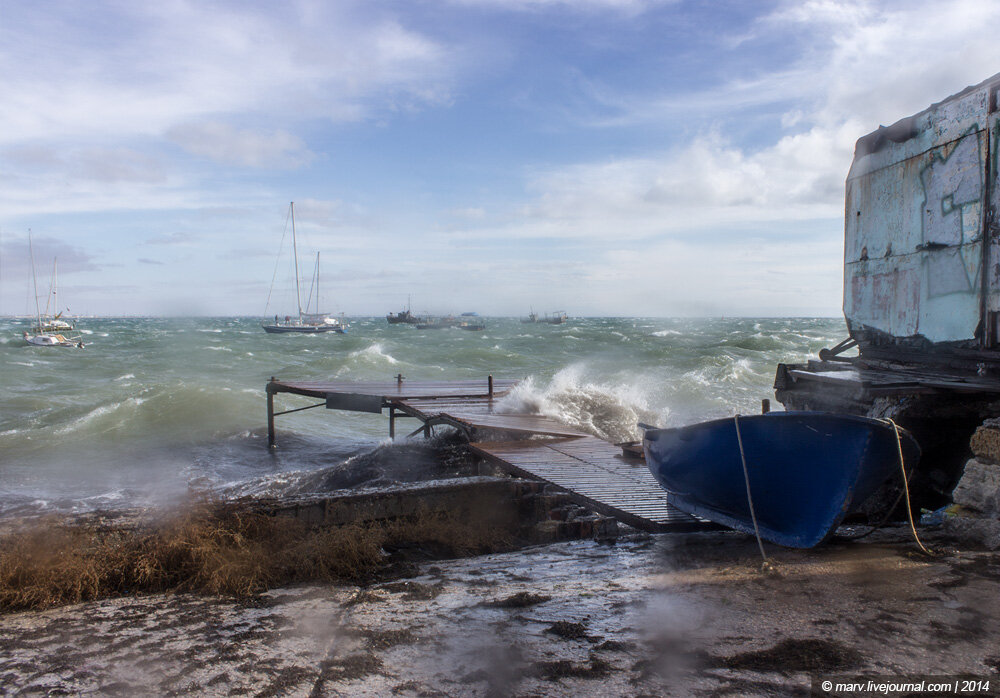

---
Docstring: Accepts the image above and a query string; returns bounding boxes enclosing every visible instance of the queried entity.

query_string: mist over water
[0,316,845,515]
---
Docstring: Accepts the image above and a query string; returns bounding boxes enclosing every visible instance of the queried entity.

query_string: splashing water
[0,316,845,515]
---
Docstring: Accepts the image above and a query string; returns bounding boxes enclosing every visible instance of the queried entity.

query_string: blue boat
[641,412,920,548]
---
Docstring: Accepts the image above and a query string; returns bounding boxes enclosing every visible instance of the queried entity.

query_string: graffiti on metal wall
[919,128,983,299]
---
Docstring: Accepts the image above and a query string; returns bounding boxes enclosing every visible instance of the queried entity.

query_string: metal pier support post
[389,406,396,439]
[267,377,277,448]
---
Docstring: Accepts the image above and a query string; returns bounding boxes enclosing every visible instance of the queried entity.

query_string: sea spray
[497,367,664,443]
[0,315,845,515]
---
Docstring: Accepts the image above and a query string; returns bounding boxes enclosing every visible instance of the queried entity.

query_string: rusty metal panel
[845,79,991,348]
[325,392,384,413]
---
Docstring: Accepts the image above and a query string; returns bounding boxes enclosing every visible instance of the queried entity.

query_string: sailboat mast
[290,202,303,322]
[28,230,42,331]
[43,257,56,317]
[316,251,320,314]
[53,258,58,317]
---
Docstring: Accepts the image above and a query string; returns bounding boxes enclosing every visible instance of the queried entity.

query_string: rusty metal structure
[775,74,1000,506]
[778,74,1000,403]
[844,72,1000,366]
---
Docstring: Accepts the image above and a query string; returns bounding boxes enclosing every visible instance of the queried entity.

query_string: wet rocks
[971,418,1000,464]
[945,419,1000,549]
[951,459,1000,517]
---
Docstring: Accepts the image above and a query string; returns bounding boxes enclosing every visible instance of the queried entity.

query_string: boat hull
[262,324,346,334]
[642,412,920,548]
[24,332,83,347]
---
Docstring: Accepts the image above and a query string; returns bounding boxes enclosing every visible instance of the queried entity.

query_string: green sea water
[0,316,846,515]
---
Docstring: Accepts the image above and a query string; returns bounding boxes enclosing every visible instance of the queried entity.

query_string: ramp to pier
[471,436,702,532]
[266,376,705,532]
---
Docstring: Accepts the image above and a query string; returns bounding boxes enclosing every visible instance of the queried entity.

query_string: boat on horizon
[416,315,460,330]
[262,202,348,335]
[521,309,567,324]
[641,412,920,548]
[387,296,423,325]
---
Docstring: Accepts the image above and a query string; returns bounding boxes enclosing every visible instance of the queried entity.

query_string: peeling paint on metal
[845,77,997,348]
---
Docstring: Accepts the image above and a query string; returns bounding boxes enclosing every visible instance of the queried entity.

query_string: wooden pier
[266,375,703,532]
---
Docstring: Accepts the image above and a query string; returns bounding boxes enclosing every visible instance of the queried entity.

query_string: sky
[2,0,1000,318]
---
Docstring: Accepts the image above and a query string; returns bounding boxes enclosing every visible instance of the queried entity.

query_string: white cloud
[167,122,314,169]
[0,2,454,146]
[504,0,1000,242]
[449,207,487,220]
[447,0,674,10]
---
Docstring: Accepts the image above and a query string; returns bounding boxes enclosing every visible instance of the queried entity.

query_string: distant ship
[416,315,460,329]
[522,309,567,324]
[387,296,422,324]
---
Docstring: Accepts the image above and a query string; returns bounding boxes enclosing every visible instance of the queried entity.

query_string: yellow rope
[734,414,770,569]
[884,417,934,556]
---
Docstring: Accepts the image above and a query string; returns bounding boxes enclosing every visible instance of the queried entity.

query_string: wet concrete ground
[1,527,998,697]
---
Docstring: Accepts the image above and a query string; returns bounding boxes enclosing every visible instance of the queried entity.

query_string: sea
[0,316,845,518]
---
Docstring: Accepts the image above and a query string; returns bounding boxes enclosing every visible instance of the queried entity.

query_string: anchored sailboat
[22,231,84,348]
[35,258,75,333]
[262,202,348,334]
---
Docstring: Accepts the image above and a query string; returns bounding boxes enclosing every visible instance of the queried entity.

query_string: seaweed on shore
[0,496,514,613]
[716,638,864,674]
[482,591,551,608]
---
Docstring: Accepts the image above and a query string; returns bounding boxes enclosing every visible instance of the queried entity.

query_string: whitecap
[54,397,146,435]
[349,343,399,365]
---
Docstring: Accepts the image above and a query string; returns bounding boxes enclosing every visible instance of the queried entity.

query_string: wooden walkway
[265,375,704,532]
[471,437,701,532]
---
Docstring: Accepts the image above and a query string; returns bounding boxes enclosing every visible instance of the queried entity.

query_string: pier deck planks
[268,377,705,531]
[471,437,703,532]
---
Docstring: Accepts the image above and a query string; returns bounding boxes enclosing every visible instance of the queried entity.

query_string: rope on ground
[883,417,935,556]
[734,414,770,570]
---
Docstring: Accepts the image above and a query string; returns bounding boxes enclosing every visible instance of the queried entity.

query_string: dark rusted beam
[267,387,276,448]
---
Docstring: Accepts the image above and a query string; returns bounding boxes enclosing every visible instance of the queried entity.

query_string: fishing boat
[458,320,486,331]
[387,296,422,324]
[22,232,84,348]
[641,412,921,548]
[521,309,538,323]
[542,311,568,325]
[262,203,348,334]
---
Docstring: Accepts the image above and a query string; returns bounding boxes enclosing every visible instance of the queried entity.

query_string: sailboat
[262,202,348,334]
[22,231,84,348]
[34,258,75,333]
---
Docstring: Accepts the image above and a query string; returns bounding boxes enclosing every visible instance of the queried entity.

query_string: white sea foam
[349,343,399,365]
[54,397,146,435]
[205,346,234,352]
[114,373,136,381]
[497,366,659,442]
